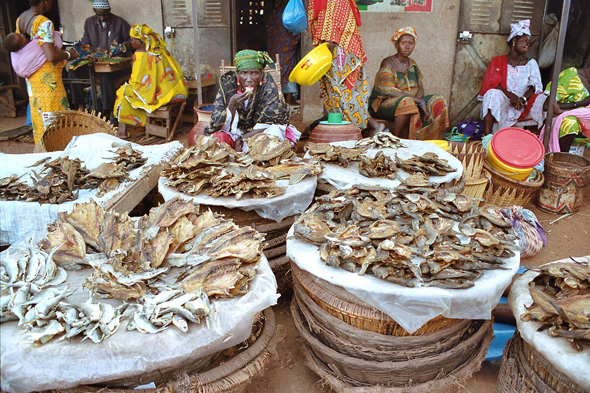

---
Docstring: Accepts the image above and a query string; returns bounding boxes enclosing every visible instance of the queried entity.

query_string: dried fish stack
[355,132,407,149]
[0,144,146,203]
[520,261,590,351]
[237,133,296,166]
[207,165,286,200]
[294,186,518,289]
[305,142,369,167]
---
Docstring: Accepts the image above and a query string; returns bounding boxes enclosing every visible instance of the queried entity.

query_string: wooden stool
[0,85,19,118]
[145,101,186,141]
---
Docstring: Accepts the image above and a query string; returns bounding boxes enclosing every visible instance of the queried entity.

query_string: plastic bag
[445,118,484,142]
[282,0,307,35]
[501,206,546,259]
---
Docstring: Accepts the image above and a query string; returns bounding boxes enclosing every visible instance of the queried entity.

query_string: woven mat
[0,126,33,142]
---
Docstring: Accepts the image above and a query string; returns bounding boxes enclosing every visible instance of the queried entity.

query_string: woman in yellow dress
[16,0,78,149]
[115,24,187,138]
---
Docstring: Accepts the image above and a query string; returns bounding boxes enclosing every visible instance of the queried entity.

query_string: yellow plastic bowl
[289,43,332,86]
[487,146,533,181]
[425,140,449,151]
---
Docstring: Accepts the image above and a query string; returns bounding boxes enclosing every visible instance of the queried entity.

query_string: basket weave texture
[36,110,117,153]
[45,308,277,393]
[461,169,491,205]
[496,332,587,393]
[483,161,544,208]
[291,262,460,336]
[448,141,486,180]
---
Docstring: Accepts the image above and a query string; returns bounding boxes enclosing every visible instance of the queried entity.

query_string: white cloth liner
[508,256,590,390]
[0,239,279,393]
[0,133,184,246]
[158,176,317,223]
[304,139,463,190]
[287,224,520,333]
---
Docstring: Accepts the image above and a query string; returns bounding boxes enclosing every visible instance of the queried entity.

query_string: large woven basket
[36,110,117,153]
[448,141,486,180]
[483,161,544,208]
[291,262,460,336]
[461,169,491,205]
[45,308,277,393]
[292,294,493,387]
[496,332,587,393]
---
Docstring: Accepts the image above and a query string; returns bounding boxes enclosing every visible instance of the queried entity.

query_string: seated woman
[541,66,590,152]
[115,24,187,138]
[204,50,301,152]
[368,26,449,140]
[479,19,546,135]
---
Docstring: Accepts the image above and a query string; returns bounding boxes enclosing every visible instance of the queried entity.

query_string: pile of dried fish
[521,260,590,351]
[0,144,146,203]
[355,132,407,149]
[305,142,369,167]
[162,134,320,198]
[293,186,518,289]
[359,151,398,179]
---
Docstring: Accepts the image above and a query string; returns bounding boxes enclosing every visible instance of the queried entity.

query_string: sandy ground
[1,116,589,392]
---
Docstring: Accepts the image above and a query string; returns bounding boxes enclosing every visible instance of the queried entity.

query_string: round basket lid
[491,127,545,169]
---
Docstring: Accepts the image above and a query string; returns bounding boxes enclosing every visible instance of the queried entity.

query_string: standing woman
[368,27,449,140]
[479,20,545,135]
[16,0,78,149]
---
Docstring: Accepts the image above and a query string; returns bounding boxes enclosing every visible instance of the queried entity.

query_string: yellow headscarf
[391,26,418,44]
[130,24,166,55]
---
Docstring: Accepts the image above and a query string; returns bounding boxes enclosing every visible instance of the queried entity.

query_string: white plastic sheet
[305,139,463,190]
[159,175,317,223]
[287,225,520,333]
[0,133,183,246]
[508,256,590,390]
[0,243,279,393]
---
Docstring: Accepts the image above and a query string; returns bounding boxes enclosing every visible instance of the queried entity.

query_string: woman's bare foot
[117,122,128,139]
[364,118,386,138]
[553,102,563,116]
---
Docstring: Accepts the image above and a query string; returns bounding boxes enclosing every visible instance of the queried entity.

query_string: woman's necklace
[395,55,408,67]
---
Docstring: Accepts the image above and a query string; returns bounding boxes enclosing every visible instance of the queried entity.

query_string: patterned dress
[17,15,69,146]
[368,58,449,140]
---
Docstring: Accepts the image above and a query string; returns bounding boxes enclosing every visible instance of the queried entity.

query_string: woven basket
[268,255,292,295]
[461,169,491,205]
[496,332,587,393]
[483,161,544,208]
[46,308,277,393]
[293,279,472,362]
[291,262,460,336]
[292,295,493,386]
[448,141,486,181]
[36,110,117,153]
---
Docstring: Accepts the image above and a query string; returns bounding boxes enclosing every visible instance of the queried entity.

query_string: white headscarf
[93,0,111,9]
[508,19,530,42]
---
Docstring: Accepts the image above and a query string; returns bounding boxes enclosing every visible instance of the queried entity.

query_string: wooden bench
[145,101,187,141]
[0,85,19,118]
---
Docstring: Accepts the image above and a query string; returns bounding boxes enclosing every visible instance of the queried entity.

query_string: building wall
[57,0,164,43]
[301,0,461,124]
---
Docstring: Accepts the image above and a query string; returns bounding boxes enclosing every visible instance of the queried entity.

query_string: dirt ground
[1,116,589,393]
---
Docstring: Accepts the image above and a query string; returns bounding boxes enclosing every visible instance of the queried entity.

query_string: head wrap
[391,26,417,44]
[234,50,275,71]
[508,19,530,42]
[93,0,110,9]
[130,24,166,55]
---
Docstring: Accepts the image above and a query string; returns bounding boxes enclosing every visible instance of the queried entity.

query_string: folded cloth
[10,30,62,78]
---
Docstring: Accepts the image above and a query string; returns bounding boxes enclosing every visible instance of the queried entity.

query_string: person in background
[479,19,546,135]
[69,0,131,121]
[4,29,63,79]
[265,0,301,106]
[540,66,590,152]
[368,27,449,140]
[15,0,78,149]
[308,0,384,137]
[114,24,187,138]
[204,50,301,152]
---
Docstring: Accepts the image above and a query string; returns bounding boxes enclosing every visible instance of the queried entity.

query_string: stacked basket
[448,141,489,205]
[204,205,295,295]
[290,263,493,392]
[482,162,545,208]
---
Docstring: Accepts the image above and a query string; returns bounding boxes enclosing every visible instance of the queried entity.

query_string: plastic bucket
[536,152,590,214]
[487,147,534,181]
[289,43,332,86]
[487,127,544,180]
[425,140,449,151]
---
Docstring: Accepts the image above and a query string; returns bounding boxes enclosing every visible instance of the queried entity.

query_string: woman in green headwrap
[204,49,300,152]
[114,24,187,138]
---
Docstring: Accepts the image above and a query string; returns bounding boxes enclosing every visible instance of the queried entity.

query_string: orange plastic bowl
[289,43,332,86]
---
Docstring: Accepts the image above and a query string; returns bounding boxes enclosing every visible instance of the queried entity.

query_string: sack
[282,0,307,35]
[445,118,484,142]
[538,14,559,69]
[501,206,546,259]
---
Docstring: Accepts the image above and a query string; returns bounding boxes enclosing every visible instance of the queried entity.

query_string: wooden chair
[220,54,284,102]
[145,100,187,141]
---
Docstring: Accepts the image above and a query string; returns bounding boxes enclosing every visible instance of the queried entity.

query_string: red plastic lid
[490,127,545,169]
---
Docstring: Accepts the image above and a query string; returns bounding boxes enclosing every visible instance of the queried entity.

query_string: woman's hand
[506,91,523,109]
[67,49,79,61]
[234,137,243,152]
[228,90,252,114]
